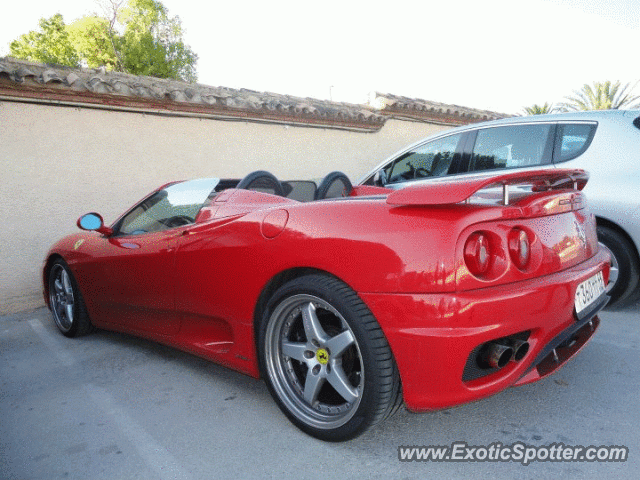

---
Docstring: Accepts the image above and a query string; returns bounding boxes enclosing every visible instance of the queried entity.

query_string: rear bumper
[360,250,609,411]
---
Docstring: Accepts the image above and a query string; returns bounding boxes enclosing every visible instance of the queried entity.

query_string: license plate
[575,271,606,315]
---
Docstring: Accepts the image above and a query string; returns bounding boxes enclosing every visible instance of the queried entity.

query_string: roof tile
[370,92,508,123]
[0,57,507,129]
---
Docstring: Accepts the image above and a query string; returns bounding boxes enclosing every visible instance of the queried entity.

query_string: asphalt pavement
[1,303,639,479]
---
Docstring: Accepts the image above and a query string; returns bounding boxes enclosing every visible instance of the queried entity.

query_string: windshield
[118,178,220,235]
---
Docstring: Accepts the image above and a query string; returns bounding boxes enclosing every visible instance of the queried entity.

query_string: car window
[384,134,463,184]
[118,178,220,235]
[469,124,553,172]
[554,123,597,163]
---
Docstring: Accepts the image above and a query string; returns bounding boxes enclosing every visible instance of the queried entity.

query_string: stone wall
[1,99,449,314]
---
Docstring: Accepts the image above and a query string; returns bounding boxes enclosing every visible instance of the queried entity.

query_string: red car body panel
[361,250,607,410]
[43,169,609,410]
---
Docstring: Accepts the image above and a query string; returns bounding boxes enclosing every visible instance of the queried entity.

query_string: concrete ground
[1,303,638,480]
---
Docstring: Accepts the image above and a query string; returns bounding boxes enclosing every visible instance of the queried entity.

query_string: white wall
[1,99,450,314]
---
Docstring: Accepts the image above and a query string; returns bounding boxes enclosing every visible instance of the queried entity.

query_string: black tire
[597,225,640,308]
[48,259,94,337]
[258,274,401,441]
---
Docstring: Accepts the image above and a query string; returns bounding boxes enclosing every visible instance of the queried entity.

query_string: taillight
[509,228,531,270]
[464,232,491,276]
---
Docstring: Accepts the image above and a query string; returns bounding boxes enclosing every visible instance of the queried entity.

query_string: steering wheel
[162,215,194,228]
[415,167,431,178]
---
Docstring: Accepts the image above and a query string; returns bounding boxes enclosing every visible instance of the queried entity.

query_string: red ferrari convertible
[43,169,609,441]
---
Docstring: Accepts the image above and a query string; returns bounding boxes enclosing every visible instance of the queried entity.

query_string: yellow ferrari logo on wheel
[316,348,329,364]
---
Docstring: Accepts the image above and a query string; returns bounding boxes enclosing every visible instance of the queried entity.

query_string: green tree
[561,81,639,111]
[117,0,198,82]
[9,0,197,82]
[9,14,80,67]
[522,102,556,115]
[67,16,120,71]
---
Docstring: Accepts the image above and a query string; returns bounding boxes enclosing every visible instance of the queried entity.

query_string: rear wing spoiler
[386,169,589,206]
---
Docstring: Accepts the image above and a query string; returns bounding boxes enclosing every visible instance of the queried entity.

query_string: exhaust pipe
[509,340,530,362]
[484,342,513,369]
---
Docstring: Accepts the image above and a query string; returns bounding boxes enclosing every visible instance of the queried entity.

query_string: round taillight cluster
[508,228,531,270]
[464,232,491,276]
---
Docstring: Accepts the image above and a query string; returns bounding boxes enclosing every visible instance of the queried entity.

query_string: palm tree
[522,102,556,115]
[561,81,640,111]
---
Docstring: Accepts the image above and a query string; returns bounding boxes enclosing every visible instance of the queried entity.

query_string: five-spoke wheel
[259,274,401,441]
[48,260,93,337]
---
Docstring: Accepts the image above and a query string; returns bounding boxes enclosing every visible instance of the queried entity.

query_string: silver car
[359,110,640,307]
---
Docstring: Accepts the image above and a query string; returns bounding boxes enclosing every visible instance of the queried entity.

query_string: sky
[1,0,639,114]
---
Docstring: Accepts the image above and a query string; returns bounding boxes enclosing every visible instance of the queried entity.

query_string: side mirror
[77,213,113,236]
[373,170,387,186]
